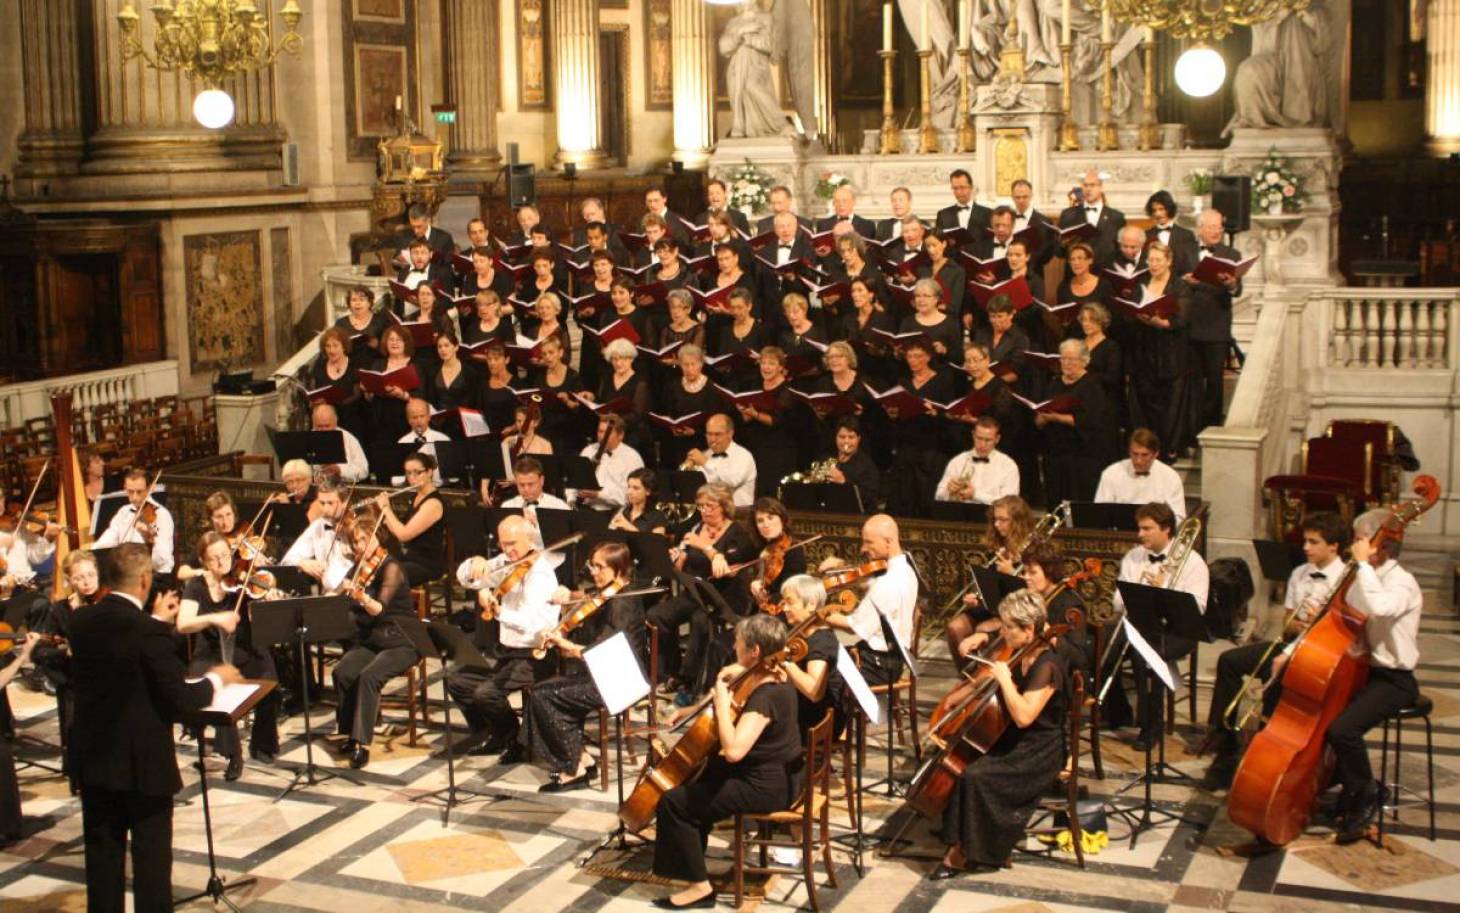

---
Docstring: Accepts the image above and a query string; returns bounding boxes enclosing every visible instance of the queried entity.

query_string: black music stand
[1252,539,1303,584]
[861,610,919,799]
[663,470,706,503]
[929,500,990,524]
[446,506,493,559]
[175,679,277,912]
[435,438,505,491]
[269,429,347,469]
[1104,581,1208,846]
[561,455,599,492]
[256,502,310,546]
[249,596,361,800]
[781,482,864,513]
[1068,501,1141,532]
[399,618,498,823]
[369,442,419,485]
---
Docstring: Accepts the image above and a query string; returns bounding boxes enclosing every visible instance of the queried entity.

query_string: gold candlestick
[956,46,976,153]
[917,48,939,154]
[1097,39,1118,151]
[879,50,900,155]
[1137,32,1159,151]
[1058,42,1079,151]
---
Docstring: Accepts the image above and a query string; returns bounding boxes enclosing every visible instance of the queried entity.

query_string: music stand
[2,598,62,774]
[399,618,498,823]
[369,442,418,485]
[929,501,990,524]
[781,482,864,513]
[258,566,315,597]
[623,532,677,588]
[174,679,277,912]
[560,455,599,493]
[434,439,498,491]
[864,610,919,798]
[270,429,347,469]
[1069,501,1141,532]
[249,596,361,800]
[446,506,492,559]
[1104,581,1208,846]
[257,502,310,545]
[663,470,706,503]
[1252,539,1303,584]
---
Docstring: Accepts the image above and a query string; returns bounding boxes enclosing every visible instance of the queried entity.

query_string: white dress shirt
[1094,458,1187,521]
[1347,559,1422,670]
[94,501,175,573]
[934,449,1020,504]
[1013,208,1033,232]
[1084,202,1103,227]
[394,427,451,484]
[312,428,370,484]
[574,442,645,510]
[502,492,572,564]
[1114,542,1210,617]
[846,552,919,653]
[456,554,560,649]
[1283,556,1345,614]
[699,441,757,508]
[955,205,972,230]
[280,517,355,592]
[0,533,36,587]
[1154,223,1173,246]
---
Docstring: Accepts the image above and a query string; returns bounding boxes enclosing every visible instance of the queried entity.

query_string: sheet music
[837,646,880,725]
[1119,617,1175,691]
[584,632,651,715]
[187,680,262,717]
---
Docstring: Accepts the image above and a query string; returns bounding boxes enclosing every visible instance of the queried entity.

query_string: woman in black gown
[364,325,417,449]
[335,285,390,364]
[1036,338,1112,504]
[375,452,446,586]
[901,278,964,365]
[883,339,957,518]
[1129,242,1193,462]
[425,330,481,416]
[1077,301,1127,436]
[734,348,803,497]
[460,289,515,356]
[531,333,586,455]
[657,344,720,469]
[307,327,365,442]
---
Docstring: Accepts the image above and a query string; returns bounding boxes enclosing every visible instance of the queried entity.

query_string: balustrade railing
[0,361,179,430]
[1316,288,1457,370]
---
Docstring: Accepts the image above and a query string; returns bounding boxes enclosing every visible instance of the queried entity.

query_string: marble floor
[4,599,1460,913]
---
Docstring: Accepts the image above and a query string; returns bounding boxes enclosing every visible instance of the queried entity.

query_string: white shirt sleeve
[982,452,1020,502]
[934,453,966,502]
[281,523,319,567]
[1349,563,1419,619]
[151,507,175,573]
[340,431,370,483]
[93,507,129,549]
[1093,464,1118,503]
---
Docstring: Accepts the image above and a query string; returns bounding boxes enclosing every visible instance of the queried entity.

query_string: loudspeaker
[508,163,535,208]
[1211,175,1252,234]
[507,142,519,166]
[281,142,300,186]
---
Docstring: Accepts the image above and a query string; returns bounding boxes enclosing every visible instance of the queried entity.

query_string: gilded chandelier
[116,0,304,86]
[1097,0,1310,40]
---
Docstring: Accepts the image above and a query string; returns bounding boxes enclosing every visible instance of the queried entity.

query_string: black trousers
[1207,640,1280,735]
[1326,667,1418,797]
[1132,372,1191,458]
[855,643,904,688]
[192,649,280,758]
[446,649,551,738]
[653,757,796,883]
[525,674,604,775]
[334,643,419,744]
[1189,340,1228,431]
[648,595,714,690]
[0,733,20,838]
[80,786,175,913]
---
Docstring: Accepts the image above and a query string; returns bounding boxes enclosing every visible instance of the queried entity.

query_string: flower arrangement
[725,159,774,216]
[1183,168,1214,196]
[1251,148,1306,215]
[814,171,851,202]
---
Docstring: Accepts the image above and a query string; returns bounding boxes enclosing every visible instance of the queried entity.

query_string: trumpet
[780,459,838,486]
[679,455,700,471]
[930,501,1071,637]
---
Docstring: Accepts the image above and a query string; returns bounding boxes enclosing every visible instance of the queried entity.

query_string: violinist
[944,494,1035,658]
[33,550,102,754]
[0,630,41,844]
[608,469,669,537]
[94,468,175,574]
[650,613,803,910]
[828,514,919,686]
[747,497,806,608]
[575,414,645,511]
[955,541,1090,677]
[374,452,446,586]
[523,542,648,792]
[176,491,244,582]
[452,515,560,760]
[777,574,845,735]
[333,505,421,770]
[928,589,1066,880]
[279,478,354,593]
[176,532,281,779]
[0,489,61,598]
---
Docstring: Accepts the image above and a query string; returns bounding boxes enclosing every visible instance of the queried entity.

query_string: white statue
[771,0,819,139]
[895,0,960,127]
[1225,3,1331,133]
[720,0,787,138]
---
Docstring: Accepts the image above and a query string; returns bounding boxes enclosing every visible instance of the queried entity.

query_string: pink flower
[1283,185,1295,197]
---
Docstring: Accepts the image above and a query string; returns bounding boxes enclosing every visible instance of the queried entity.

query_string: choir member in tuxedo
[518,248,569,306]
[936,168,994,238]
[883,216,929,286]
[1036,338,1113,504]
[758,211,815,309]
[461,290,515,355]
[921,228,967,322]
[901,278,965,365]
[362,324,415,449]
[532,334,587,455]
[698,178,751,236]
[335,285,390,364]
[459,245,516,305]
[69,543,239,912]
[394,202,456,255]
[626,214,668,269]
[885,339,958,518]
[396,238,454,301]
[1057,169,1126,269]
[971,296,1031,388]
[1129,241,1193,462]
[658,289,708,365]
[576,218,629,267]
[1113,225,1148,273]
[1183,209,1243,433]
[777,292,827,377]
[756,184,813,234]
[733,347,805,497]
[843,277,898,385]
[1076,302,1126,434]
[644,186,693,249]
[425,331,481,415]
[815,184,876,239]
[969,205,1018,264]
[1009,179,1057,272]
[704,211,755,272]
[709,287,768,389]
[571,198,620,247]
[460,216,490,254]
[823,416,882,506]
[508,204,540,246]
[876,186,921,240]
[1144,190,1199,277]
[307,327,365,441]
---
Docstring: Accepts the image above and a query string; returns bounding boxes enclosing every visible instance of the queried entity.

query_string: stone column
[444,0,503,176]
[670,0,714,168]
[15,0,87,178]
[553,0,607,169]
[809,0,835,141]
[1427,0,1460,155]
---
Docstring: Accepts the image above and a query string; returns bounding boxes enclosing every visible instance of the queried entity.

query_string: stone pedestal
[708,136,813,202]
[214,391,281,480]
[971,82,1063,198]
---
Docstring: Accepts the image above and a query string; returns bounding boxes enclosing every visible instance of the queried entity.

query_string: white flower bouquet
[1250,149,1307,215]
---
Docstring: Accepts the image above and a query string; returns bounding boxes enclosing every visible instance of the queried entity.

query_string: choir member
[814,184,876,239]
[659,288,707,358]
[1144,190,1199,277]
[971,296,1031,386]
[1076,302,1124,430]
[525,292,573,367]
[425,330,480,415]
[901,278,964,364]
[1035,339,1112,505]
[1184,209,1243,433]
[335,284,389,363]
[709,288,767,390]
[1009,179,1056,272]
[644,186,692,248]
[777,293,827,376]
[586,338,651,453]
[532,333,586,456]
[363,324,416,450]
[883,339,957,519]
[658,343,719,468]
[936,169,993,237]
[1129,241,1193,462]
[307,327,365,440]
[459,246,516,304]
[396,202,455,255]
[649,236,691,287]
[699,178,751,235]
[876,186,920,240]
[922,229,967,325]
[477,341,522,433]
[461,290,515,355]
[757,184,812,233]
[1057,169,1126,269]
[518,248,568,306]
[843,277,898,385]
[396,238,452,299]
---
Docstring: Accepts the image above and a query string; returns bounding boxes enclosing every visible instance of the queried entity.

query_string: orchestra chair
[1378,692,1437,842]
[1083,625,1106,781]
[856,599,926,768]
[1024,669,1092,869]
[378,590,433,746]
[1325,419,1399,504]
[733,710,838,913]
[1164,644,1201,731]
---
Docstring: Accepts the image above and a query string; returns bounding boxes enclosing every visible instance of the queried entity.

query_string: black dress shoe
[927,863,962,881]
[341,738,358,756]
[1336,781,1383,844]
[539,765,597,793]
[224,753,245,782]
[497,743,526,766]
[349,745,370,769]
[472,731,514,756]
[651,892,715,909]
[250,747,277,765]
[1129,731,1158,753]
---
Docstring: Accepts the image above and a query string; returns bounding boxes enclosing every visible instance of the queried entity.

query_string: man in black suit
[571,199,628,258]
[755,211,816,308]
[460,217,491,254]
[756,185,812,234]
[1183,209,1242,431]
[1113,225,1148,272]
[1009,178,1055,271]
[876,186,921,241]
[969,206,1017,265]
[697,178,751,236]
[1058,169,1125,269]
[935,168,993,239]
[393,202,455,256]
[395,238,455,301]
[507,204,540,247]
[1144,190,1200,277]
[645,186,693,249]
[882,215,928,266]
[70,543,241,913]
[814,185,876,239]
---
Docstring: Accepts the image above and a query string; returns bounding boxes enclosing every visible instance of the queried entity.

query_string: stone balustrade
[1315,288,1457,370]
[0,360,178,430]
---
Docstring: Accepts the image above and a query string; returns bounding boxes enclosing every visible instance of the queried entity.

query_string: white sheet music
[837,646,880,725]
[1119,617,1175,691]
[186,680,262,717]
[584,632,651,715]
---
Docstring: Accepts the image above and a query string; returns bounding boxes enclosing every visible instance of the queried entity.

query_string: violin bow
[13,457,49,536]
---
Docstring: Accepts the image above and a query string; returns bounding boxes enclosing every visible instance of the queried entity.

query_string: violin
[819,557,888,594]
[532,580,623,660]
[0,622,67,656]
[221,534,274,593]
[346,545,390,602]
[476,531,586,621]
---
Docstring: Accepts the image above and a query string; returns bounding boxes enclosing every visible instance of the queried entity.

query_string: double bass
[1227,475,1441,845]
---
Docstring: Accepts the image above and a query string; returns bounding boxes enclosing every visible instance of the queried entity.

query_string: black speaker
[1211,175,1252,234]
[508,163,536,208]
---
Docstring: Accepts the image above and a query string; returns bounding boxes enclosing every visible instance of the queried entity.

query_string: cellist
[650,613,802,910]
[929,589,1066,881]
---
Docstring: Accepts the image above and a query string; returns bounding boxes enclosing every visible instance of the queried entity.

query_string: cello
[1227,475,1441,845]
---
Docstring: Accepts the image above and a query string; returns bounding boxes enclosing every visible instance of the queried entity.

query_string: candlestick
[1101,5,1112,43]
[879,49,901,154]
[956,46,976,153]
[1097,37,1118,150]
[1061,0,1071,44]
[883,2,893,53]
[959,0,969,45]
[920,1,928,51]
[918,48,939,153]
[1138,27,1159,150]
[1058,42,1079,151]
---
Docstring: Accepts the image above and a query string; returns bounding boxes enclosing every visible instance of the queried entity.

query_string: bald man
[827,515,920,686]
[1058,169,1126,269]
[814,185,876,240]
[683,414,757,508]
[310,403,370,483]
[1184,209,1243,432]
[453,516,565,758]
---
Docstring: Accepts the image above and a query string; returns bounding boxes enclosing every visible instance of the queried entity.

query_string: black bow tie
[838,216,850,222]
[524,500,538,507]
[323,523,334,530]
[778,243,793,250]
[1310,571,1327,580]
[957,205,969,212]
[414,433,427,444]
[1085,206,1097,213]
[1133,471,1150,477]
[1200,245,1214,253]
[971,456,990,464]
[1148,553,1166,563]
[712,452,728,458]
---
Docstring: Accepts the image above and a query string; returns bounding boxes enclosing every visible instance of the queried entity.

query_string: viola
[820,558,888,594]
[1227,475,1441,846]
[345,546,390,603]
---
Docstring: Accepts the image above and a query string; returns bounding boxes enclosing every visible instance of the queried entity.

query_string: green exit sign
[435,111,457,124]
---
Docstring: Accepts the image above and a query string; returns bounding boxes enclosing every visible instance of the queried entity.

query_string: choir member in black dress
[364,324,417,448]
[605,276,661,366]
[1055,241,1114,353]
[1129,241,1193,462]
[459,246,516,308]
[955,341,1027,491]
[375,453,446,586]
[477,341,522,433]
[1077,302,1127,433]
[524,292,573,367]
[709,288,768,390]
[524,542,648,791]
[334,507,422,769]
[425,330,481,414]
[518,248,568,306]
[777,292,827,379]
[575,251,620,395]
[308,327,366,441]
[929,589,1066,880]
[1036,339,1113,504]
[1005,238,1051,348]
[824,416,882,507]
[658,288,707,359]
[651,613,805,909]
[885,339,957,518]
[609,468,670,537]
[658,344,719,468]
[461,289,515,357]
[648,236,693,289]
[922,229,967,328]
[778,574,846,734]
[810,339,884,467]
[176,532,281,778]
[971,296,1031,389]
[532,333,587,455]
[409,283,453,370]
[843,277,898,385]
[735,347,803,497]
[746,497,808,608]
[831,235,888,312]
[587,338,652,454]
[335,284,390,363]
[901,278,964,365]
[704,243,759,343]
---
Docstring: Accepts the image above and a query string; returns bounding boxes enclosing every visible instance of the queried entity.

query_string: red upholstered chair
[1326,420,1399,504]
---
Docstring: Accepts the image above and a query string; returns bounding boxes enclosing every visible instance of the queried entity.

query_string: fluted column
[16,0,87,177]
[445,0,503,175]
[671,0,714,167]
[1428,0,1460,155]
[809,0,835,141]
[553,0,607,169]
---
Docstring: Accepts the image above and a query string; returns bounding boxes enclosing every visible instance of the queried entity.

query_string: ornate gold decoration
[956,47,976,153]
[1057,43,1080,151]
[993,128,1028,195]
[377,114,445,184]
[879,49,900,154]
[1096,0,1310,41]
[1097,37,1119,150]
[117,0,304,86]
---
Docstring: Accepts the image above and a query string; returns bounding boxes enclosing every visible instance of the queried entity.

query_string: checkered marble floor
[5,598,1460,912]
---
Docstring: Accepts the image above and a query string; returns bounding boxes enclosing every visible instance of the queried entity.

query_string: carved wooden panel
[517,0,551,110]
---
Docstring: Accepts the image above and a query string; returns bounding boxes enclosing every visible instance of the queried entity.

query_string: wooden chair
[861,599,926,767]
[1025,670,1091,869]
[1302,436,1374,505]
[378,588,432,745]
[733,710,838,913]
[1326,419,1399,504]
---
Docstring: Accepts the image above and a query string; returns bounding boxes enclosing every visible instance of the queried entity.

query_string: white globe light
[193,89,236,129]
[1174,45,1226,98]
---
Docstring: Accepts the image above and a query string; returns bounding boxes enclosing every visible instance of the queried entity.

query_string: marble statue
[1226,3,1331,133]
[895,0,960,127]
[771,0,819,139]
[720,0,786,138]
